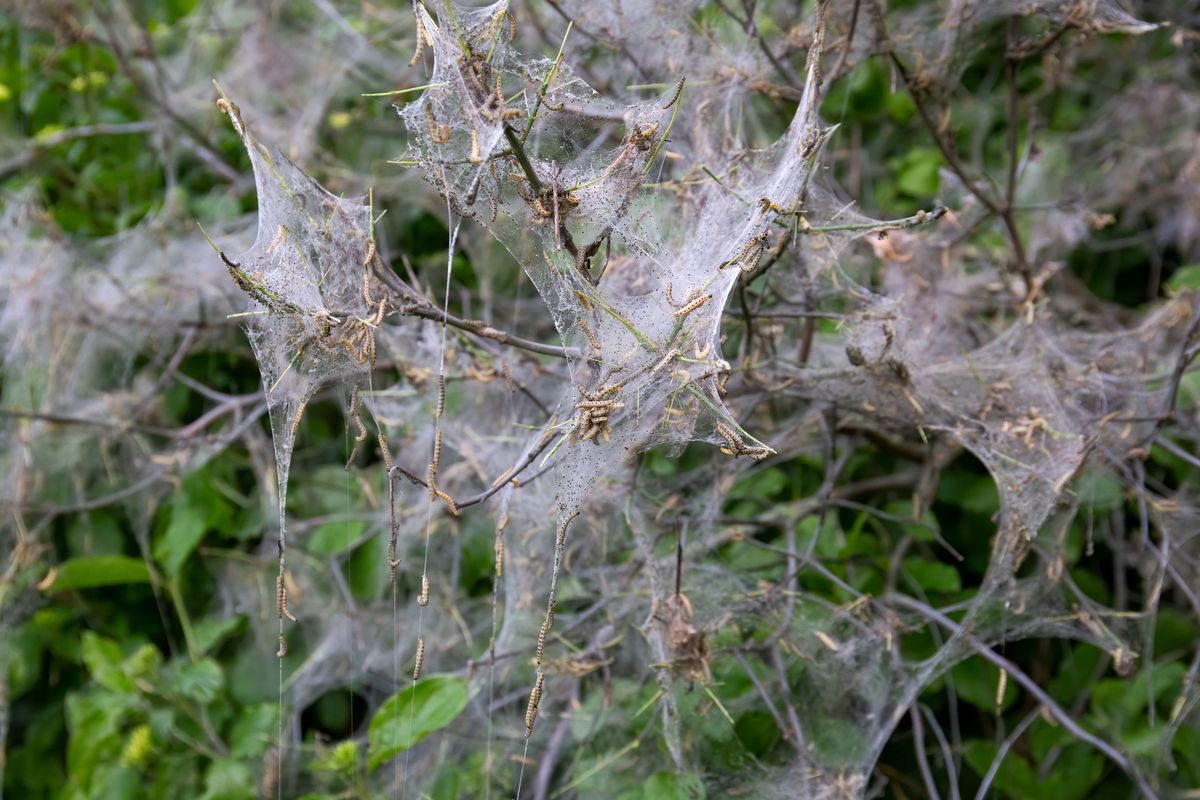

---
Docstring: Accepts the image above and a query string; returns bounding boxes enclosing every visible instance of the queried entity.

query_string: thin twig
[891,594,1158,800]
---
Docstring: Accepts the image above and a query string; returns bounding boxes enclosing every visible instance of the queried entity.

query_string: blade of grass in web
[645,77,685,173]
[521,22,572,147]
[362,82,447,97]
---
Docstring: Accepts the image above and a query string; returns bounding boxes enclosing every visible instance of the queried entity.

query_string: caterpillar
[649,349,681,376]
[378,433,394,471]
[577,317,602,354]
[434,487,459,516]
[410,11,429,66]
[413,638,425,681]
[289,401,306,439]
[524,671,545,738]
[673,293,712,318]
[276,574,297,622]
[266,225,287,256]
[575,399,624,410]
[469,130,482,164]
[715,421,743,454]
[731,232,769,273]
[387,540,400,583]
[417,573,430,607]
[556,511,579,548]
[346,387,368,468]
[535,616,550,667]
[662,76,686,110]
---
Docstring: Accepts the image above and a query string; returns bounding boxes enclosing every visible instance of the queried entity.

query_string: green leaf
[122,644,163,685]
[290,464,361,517]
[82,633,135,693]
[66,511,125,558]
[95,764,140,800]
[883,499,940,543]
[65,690,136,785]
[192,615,247,656]
[348,532,389,602]
[154,492,207,576]
[169,659,224,704]
[229,703,278,759]
[733,711,781,757]
[43,556,150,591]
[1074,468,1124,513]
[1037,743,1102,800]
[950,656,1016,713]
[368,675,468,770]
[1173,727,1200,788]
[1121,662,1186,720]
[1120,723,1171,758]
[640,771,706,800]
[902,557,961,594]
[963,739,1039,799]
[313,740,359,775]
[1166,264,1200,295]
[200,759,255,800]
[307,520,366,556]
[890,147,942,198]
[937,472,1000,516]
[808,716,869,767]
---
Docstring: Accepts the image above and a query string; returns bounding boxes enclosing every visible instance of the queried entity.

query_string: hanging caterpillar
[387,539,400,583]
[346,386,368,468]
[524,671,545,738]
[413,638,425,681]
[276,574,296,622]
[535,616,551,667]
[378,433,394,471]
[410,10,431,66]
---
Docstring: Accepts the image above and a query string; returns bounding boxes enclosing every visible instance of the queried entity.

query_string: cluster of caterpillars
[574,383,623,444]
[324,242,389,368]
[715,420,771,461]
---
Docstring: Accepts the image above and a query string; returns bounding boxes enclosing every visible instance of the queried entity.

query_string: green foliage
[42,556,151,591]
[366,675,469,770]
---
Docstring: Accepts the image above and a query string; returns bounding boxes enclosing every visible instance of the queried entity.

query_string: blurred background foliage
[1,1,1198,799]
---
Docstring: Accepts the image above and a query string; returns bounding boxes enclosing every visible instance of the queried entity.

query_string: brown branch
[372,261,575,360]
